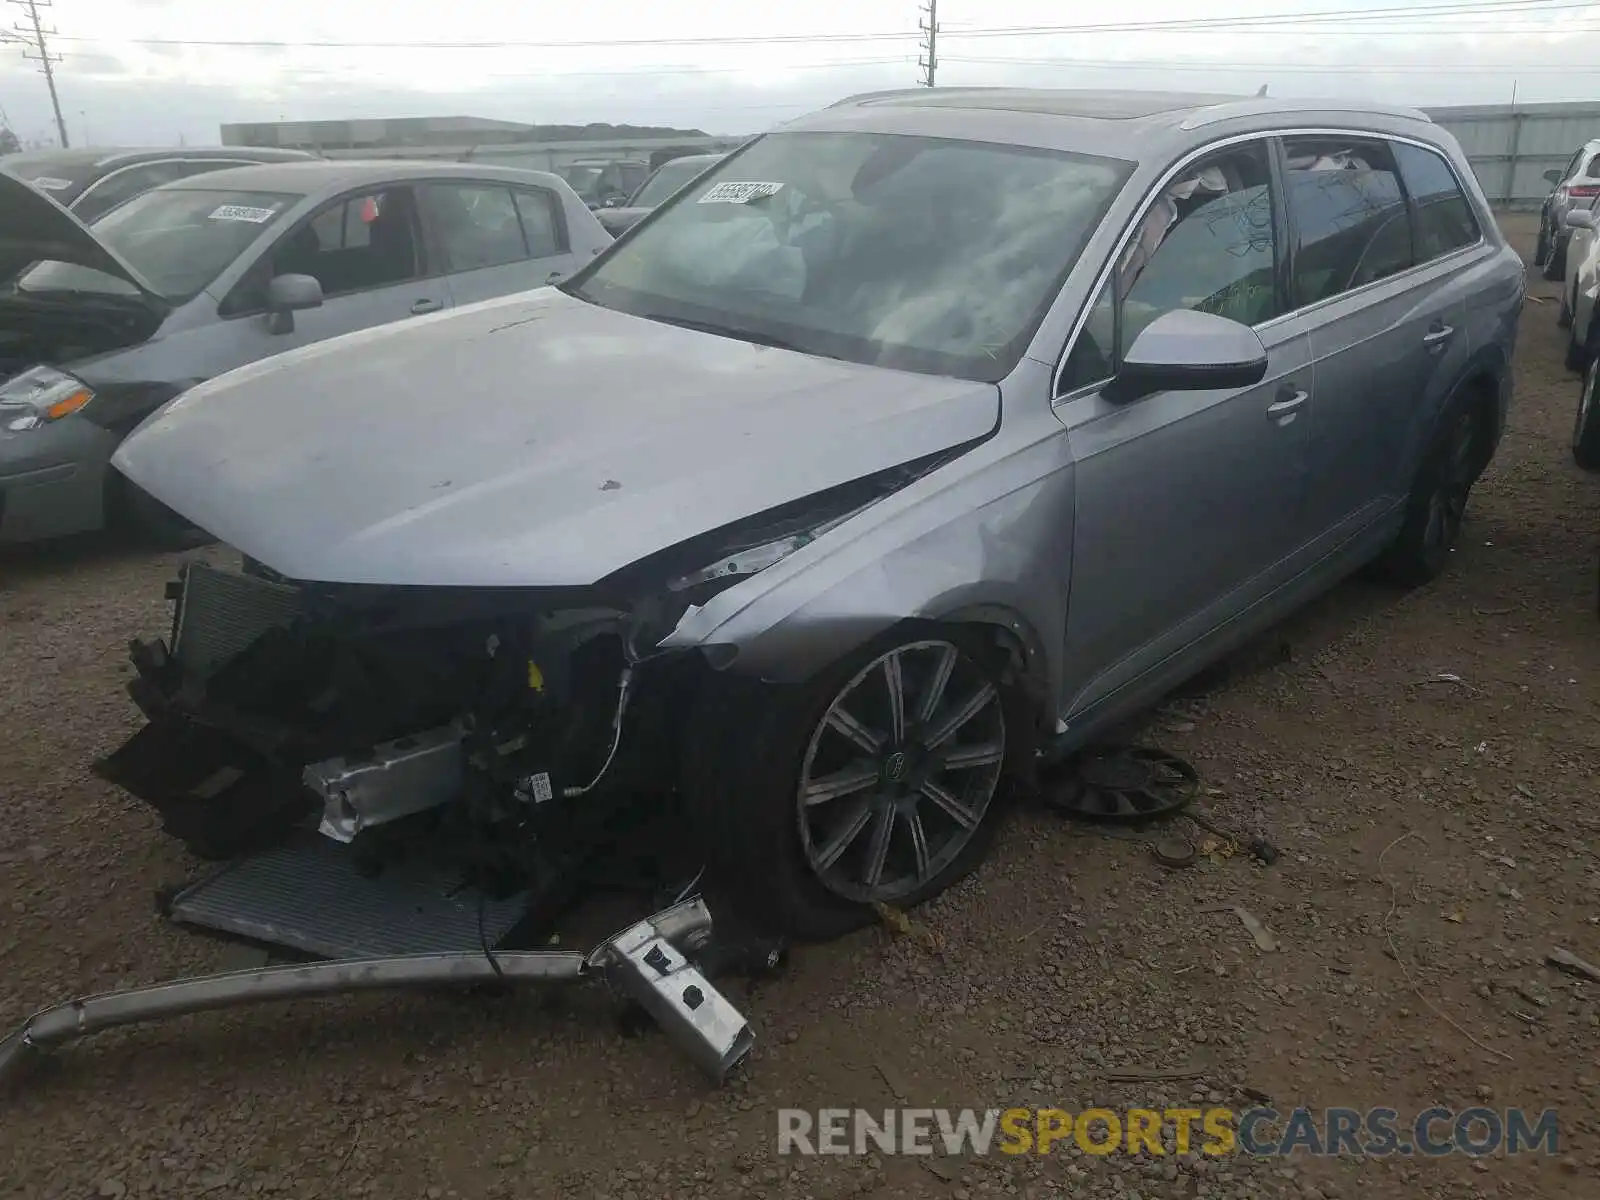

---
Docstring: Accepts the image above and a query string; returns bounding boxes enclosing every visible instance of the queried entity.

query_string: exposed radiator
[171,561,302,676]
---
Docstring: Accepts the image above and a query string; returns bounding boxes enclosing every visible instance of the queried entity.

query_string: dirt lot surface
[3,214,1598,1200]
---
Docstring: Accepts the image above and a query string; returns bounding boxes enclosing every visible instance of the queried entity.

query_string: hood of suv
[0,169,162,300]
[113,288,999,588]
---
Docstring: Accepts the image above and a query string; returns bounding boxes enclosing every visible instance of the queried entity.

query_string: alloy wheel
[796,639,1005,903]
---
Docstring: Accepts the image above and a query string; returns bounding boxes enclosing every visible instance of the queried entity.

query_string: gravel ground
[2,213,1597,1200]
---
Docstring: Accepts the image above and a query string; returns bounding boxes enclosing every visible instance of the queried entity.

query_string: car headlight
[0,366,94,432]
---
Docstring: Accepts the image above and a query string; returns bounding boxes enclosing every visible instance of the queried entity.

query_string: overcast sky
[1,0,1597,146]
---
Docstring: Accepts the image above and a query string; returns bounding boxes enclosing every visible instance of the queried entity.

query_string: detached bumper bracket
[0,898,754,1091]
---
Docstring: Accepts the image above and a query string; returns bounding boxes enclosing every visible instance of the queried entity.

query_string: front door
[416,181,584,307]
[218,185,452,360]
[1054,138,1314,715]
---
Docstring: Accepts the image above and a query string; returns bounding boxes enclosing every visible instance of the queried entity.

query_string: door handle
[544,271,564,284]
[410,298,443,315]
[1423,323,1454,350]
[1266,387,1307,421]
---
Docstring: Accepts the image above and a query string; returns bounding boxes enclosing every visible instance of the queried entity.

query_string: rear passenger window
[1283,138,1412,307]
[1394,142,1480,260]
[419,184,528,273]
[513,188,565,258]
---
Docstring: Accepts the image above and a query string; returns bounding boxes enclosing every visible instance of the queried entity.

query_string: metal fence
[1426,101,1600,209]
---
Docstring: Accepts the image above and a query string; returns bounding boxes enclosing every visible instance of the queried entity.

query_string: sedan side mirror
[1546,168,1565,185]
[1107,309,1269,403]
[1567,209,1596,231]
[265,273,323,335]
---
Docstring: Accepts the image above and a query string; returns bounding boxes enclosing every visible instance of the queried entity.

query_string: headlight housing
[0,366,95,432]
[667,509,862,594]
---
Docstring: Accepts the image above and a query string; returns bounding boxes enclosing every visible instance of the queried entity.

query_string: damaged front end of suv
[96,458,944,956]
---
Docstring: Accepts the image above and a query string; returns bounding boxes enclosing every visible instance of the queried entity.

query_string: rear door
[213,184,452,358]
[417,180,583,306]
[1280,135,1468,552]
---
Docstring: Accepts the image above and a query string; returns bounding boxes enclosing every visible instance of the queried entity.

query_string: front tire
[1574,358,1600,471]
[686,628,1015,940]
[1377,399,1483,587]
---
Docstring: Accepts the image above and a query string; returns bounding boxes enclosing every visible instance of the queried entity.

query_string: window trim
[218,183,435,319]
[1052,126,1489,403]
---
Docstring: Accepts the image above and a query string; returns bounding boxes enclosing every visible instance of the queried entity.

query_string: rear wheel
[1535,216,1551,267]
[1574,358,1600,471]
[686,628,1015,940]
[1377,399,1482,587]
[1545,235,1568,281]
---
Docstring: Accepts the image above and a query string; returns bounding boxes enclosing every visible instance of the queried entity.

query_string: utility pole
[918,0,938,87]
[9,0,67,148]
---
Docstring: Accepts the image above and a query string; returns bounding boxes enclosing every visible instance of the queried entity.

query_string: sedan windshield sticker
[698,181,784,205]
[28,176,73,192]
[208,204,279,223]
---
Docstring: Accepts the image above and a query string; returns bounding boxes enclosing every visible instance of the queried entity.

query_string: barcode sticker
[209,204,279,223]
[698,181,784,205]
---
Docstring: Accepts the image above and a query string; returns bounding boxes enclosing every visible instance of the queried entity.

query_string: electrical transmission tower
[918,0,938,87]
[8,0,68,147]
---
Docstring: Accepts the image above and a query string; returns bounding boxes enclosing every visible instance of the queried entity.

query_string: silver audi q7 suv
[104,89,1525,947]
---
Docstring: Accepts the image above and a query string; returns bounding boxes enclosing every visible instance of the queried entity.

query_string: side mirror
[1568,209,1596,231]
[1546,168,1565,185]
[265,273,323,335]
[1107,309,1269,403]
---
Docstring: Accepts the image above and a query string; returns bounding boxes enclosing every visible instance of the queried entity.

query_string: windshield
[631,157,718,208]
[562,165,603,196]
[565,131,1132,381]
[15,187,298,303]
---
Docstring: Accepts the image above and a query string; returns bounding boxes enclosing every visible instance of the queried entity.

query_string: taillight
[1569,184,1600,198]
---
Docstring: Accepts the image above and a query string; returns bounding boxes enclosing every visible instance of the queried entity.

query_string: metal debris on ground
[1547,947,1600,983]
[1202,904,1279,952]
[0,897,756,1090]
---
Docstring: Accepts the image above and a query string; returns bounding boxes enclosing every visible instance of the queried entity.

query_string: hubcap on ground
[1423,414,1475,561]
[796,640,1005,903]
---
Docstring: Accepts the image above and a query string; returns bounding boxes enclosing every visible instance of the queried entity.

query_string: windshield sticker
[208,204,279,224]
[28,176,73,192]
[697,181,784,205]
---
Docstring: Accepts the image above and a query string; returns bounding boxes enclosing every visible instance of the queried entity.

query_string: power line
[39,0,1577,51]
[7,0,67,147]
[946,52,1600,75]
[919,0,939,87]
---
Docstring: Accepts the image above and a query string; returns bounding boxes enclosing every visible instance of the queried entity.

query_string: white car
[1562,208,1600,372]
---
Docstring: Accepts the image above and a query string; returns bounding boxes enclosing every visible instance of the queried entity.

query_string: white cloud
[0,0,1596,147]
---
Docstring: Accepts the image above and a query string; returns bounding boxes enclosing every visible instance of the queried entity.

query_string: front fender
[662,428,1076,706]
